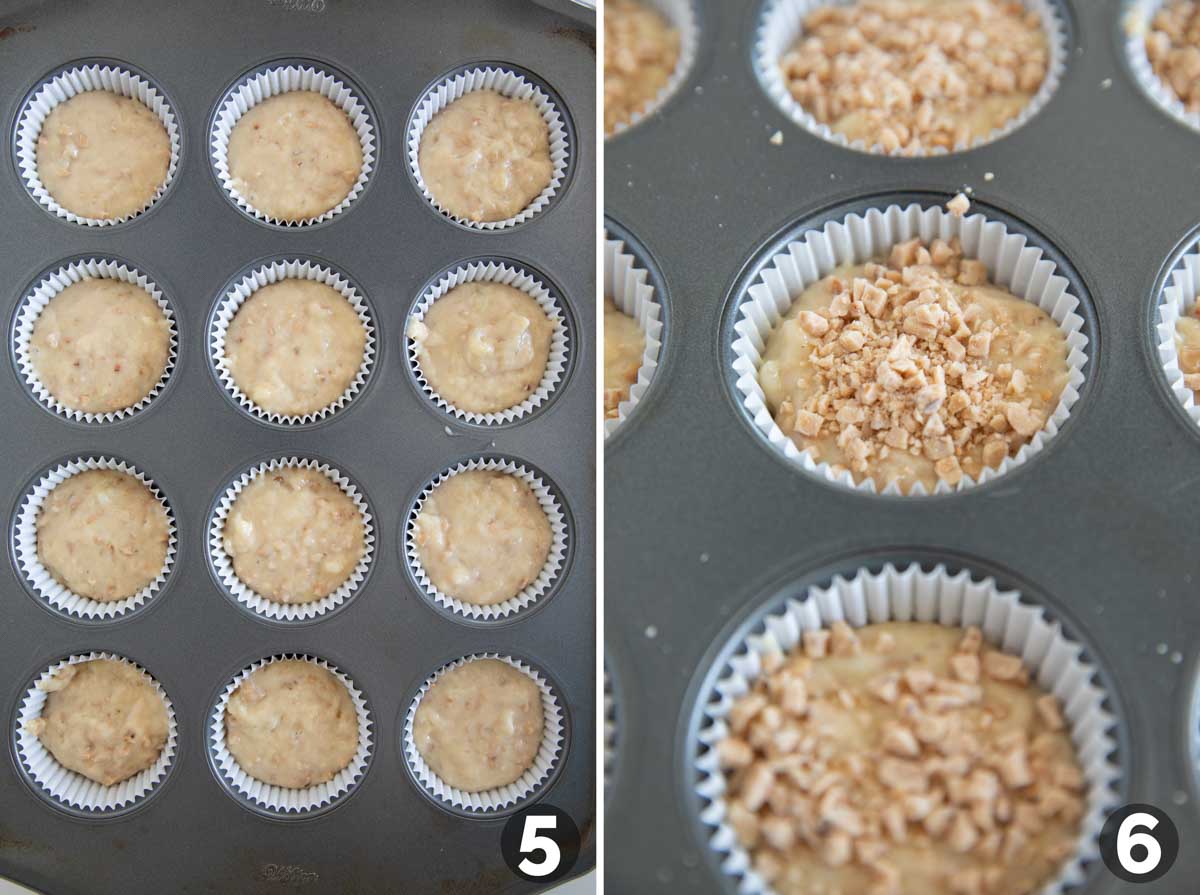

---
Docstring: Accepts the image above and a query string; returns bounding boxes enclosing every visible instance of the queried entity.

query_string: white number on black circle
[518,815,562,878]
[1117,812,1162,875]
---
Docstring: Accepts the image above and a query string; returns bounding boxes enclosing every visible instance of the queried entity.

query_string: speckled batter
[604,298,645,418]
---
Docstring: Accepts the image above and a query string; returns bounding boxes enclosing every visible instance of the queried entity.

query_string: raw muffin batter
[605,0,681,135]
[759,237,1069,492]
[223,467,365,604]
[418,90,553,222]
[717,622,1085,895]
[413,658,543,792]
[224,279,367,417]
[36,469,169,601]
[408,282,553,414]
[36,91,170,219]
[780,0,1048,154]
[1145,1,1200,113]
[414,470,552,606]
[1175,303,1200,398]
[27,659,168,787]
[30,278,171,415]
[225,660,358,789]
[227,92,363,222]
[604,298,645,418]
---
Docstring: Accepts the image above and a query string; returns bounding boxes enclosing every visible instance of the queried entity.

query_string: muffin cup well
[405,457,569,622]
[209,258,377,427]
[407,260,570,425]
[13,457,177,621]
[691,562,1122,895]
[604,232,664,438]
[14,652,178,815]
[14,61,182,225]
[209,62,377,227]
[403,653,565,815]
[209,457,376,623]
[730,200,1090,496]
[606,0,700,138]
[1154,239,1200,426]
[1124,0,1200,135]
[13,257,179,424]
[407,65,571,230]
[754,0,1068,156]
[209,654,372,816]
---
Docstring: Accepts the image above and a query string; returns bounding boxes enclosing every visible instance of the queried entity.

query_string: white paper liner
[14,457,177,620]
[407,261,570,425]
[693,563,1122,895]
[210,259,376,425]
[16,652,178,813]
[604,234,664,437]
[403,653,564,813]
[210,64,376,227]
[15,64,181,225]
[209,458,376,622]
[13,258,178,424]
[1154,242,1200,426]
[754,0,1067,155]
[210,654,372,814]
[406,458,568,621]
[1125,0,1200,135]
[731,201,1090,495]
[606,0,700,138]
[407,66,570,230]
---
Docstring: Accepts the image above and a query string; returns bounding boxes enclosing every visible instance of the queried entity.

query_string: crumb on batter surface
[605,0,682,135]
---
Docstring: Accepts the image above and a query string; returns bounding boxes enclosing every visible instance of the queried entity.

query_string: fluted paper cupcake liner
[406,457,568,621]
[1124,0,1200,135]
[754,0,1067,156]
[607,0,700,137]
[731,201,1090,495]
[407,65,570,230]
[15,652,178,814]
[604,233,663,437]
[13,258,178,424]
[15,63,181,225]
[210,258,376,426]
[693,562,1122,895]
[407,261,570,425]
[14,457,177,620]
[1154,240,1200,426]
[209,458,375,622]
[210,63,376,227]
[209,654,372,815]
[403,653,564,814]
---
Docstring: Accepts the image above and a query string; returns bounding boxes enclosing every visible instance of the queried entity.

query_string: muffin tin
[605,1,1200,892]
[0,0,594,893]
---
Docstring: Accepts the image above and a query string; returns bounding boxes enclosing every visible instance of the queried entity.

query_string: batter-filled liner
[209,457,375,622]
[604,232,664,437]
[405,457,569,622]
[13,457,177,621]
[605,0,700,138]
[1154,239,1200,427]
[210,258,376,426]
[13,258,178,424]
[15,62,181,226]
[209,654,372,815]
[407,260,570,425]
[210,62,376,227]
[753,0,1068,156]
[407,65,570,231]
[15,652,178,814]
[1124,0,1200,135]
[691,562,1122,895]
[730,201,1090,495]
[402,653,564,814]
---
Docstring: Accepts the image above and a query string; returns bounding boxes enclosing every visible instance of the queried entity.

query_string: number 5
[1117,812,1162,875]
[519,815,562,878]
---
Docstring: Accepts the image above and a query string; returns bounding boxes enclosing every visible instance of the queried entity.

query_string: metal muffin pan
[0,1,594,893]
[605,1,1200,892]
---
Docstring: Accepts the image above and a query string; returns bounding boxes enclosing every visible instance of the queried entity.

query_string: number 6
[1117,812,1162,875]
[519,815,562,878]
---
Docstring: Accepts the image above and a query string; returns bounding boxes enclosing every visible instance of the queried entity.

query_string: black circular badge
[501,805,581,884]
[1099,804,1179,883]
